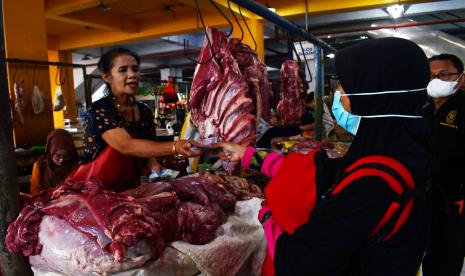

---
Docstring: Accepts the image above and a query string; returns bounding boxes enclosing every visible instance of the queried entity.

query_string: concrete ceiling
[64,0,465,80]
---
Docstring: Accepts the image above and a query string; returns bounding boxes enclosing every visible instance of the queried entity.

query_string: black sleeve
[300,111,315,125]
[138,103,157,141]
[257,125,302,148]
[274,177,393,275]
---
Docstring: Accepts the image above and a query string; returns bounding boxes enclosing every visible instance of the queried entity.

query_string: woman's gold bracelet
[172,141,177,155]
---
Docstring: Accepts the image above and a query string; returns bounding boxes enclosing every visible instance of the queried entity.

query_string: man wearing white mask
[423,54,465,276]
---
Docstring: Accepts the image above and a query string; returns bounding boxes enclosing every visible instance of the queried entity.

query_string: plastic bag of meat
[53,85,66,112]
[32,84,45,114]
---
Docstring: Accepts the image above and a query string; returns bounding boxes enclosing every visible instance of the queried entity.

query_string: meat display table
[32,198,266,276]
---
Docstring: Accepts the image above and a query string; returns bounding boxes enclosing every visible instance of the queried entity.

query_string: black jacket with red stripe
[270,151,428,276]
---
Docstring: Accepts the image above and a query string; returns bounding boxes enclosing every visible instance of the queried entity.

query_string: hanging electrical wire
[183,0,217,65]
[55,65,66,86]
[227,0,244,41]
[238,5,257,51]
[12,64,22,83]
[208,0,233,37]
[32,65,38,85]
[298,41,313,83]
[287,32,302,64]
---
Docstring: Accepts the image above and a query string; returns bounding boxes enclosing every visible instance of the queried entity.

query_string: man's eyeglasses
[430,71,461,81]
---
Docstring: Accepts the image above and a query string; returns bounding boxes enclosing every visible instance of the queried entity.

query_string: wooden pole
[0,1,32,275]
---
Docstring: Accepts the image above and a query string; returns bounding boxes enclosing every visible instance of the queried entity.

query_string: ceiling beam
[45,0,137,33]
[55,11,228,50]
[45,0,121,16]
[211,0,258,19]
[174,0,257,20]
[273,0,438,18]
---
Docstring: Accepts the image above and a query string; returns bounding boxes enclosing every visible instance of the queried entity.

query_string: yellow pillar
[48,50,64,129]
[231,18,265,61]
[3,0,54,146]
[48,50,77,129]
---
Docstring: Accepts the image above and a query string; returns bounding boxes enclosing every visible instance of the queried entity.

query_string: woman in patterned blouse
[68,48,201,191]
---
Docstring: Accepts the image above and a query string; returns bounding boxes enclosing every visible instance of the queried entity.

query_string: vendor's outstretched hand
[175,140,202,157]
[211,142,246,162]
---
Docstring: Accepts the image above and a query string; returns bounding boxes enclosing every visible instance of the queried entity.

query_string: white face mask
[427,74,462,98]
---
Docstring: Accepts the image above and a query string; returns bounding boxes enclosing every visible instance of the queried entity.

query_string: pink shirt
[242,146,284,260]
[241,147,284,177]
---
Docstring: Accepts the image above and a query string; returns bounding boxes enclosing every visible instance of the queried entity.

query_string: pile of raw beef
[189,27,272,147]
[6,176,261,274]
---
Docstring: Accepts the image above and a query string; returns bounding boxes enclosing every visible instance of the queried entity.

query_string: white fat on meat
[30,216,154,275]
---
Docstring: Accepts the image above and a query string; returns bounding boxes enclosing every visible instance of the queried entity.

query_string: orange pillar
[3,0,54,146]
[48,50,77,128]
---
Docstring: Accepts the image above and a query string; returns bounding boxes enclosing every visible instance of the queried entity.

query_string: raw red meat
[190,27,256,147]
[6,176,260,274]
[277,60,309,125]
[6,180,168,263]
[229,38,272,123]
[177,202,224,245]
[204,174,263,200]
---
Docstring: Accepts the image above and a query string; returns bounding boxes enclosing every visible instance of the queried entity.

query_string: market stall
[1,0,344,273]
[0,0,460,276]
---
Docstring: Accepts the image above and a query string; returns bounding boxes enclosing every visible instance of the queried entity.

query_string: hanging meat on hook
[14,81,25,125]
[53,85,66,112]
[32,84,45,114]
[228,38,272,124]
[190,27,256,148]
[53,66,66,112]
[277,60,308,125]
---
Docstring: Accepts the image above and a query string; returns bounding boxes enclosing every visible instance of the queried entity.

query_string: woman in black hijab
[214,37,432,275]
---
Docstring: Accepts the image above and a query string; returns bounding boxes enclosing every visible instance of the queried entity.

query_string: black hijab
[335,37,432,183]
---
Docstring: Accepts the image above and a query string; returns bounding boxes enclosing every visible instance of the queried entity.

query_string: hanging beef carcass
[228,38,272,124]
[190,28,256,147]
[277,60,308,125]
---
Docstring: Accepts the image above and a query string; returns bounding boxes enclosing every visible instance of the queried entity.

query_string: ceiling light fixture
[81,54,94,61]
[266,0,275,13]
[360,35,368,39]
[386,4,404,19]
[326,53,335,59]
[96,1,111,12]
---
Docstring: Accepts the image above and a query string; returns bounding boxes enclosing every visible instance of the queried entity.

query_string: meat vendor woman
[213,37,432,275]
[68,48,201,191]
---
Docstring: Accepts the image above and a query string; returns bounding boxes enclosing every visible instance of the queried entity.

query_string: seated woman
[214,37,431,275]
[68,48,201,191]
[30,129,78,195]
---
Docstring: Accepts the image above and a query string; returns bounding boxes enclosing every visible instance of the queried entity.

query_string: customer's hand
[211,142,246,162]
[174,140,202,157]
[148,157,162,173]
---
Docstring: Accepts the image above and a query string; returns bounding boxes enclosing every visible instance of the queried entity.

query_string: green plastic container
[198,163,212,175]
[31,145,46,153]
